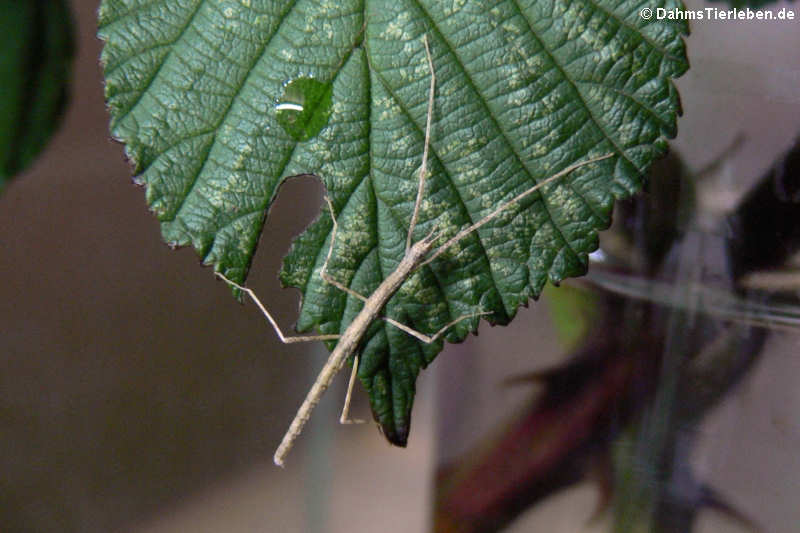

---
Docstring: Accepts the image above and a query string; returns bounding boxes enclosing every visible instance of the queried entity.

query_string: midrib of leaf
[100,0,688,444]
[374,181,460,325]
[372,68,515,316]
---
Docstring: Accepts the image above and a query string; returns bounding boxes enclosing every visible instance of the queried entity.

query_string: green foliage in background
[0,0,73,190]
[544,283,601,352]
[98,0,688,443]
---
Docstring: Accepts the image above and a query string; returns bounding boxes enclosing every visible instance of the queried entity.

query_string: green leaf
[544,282,601,352]
[0,0,74,190]
[98,0,688,444]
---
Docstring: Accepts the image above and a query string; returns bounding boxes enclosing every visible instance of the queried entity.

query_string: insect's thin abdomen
[273,344,350,466]
[273,237,439,466]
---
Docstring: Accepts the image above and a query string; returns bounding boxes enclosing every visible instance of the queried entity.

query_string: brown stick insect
[218,36,614,466]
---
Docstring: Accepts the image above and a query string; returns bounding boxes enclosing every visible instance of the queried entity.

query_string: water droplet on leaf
[276,77,333,141]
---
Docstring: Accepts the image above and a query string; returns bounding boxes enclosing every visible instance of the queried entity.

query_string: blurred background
[1,1,799,532]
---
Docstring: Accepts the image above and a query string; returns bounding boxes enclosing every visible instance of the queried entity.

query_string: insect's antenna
[406,34,436,253]
[421,153,615,266]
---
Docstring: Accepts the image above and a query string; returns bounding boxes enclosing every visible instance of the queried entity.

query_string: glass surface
[433,4,800,532]
[0,2,798,533]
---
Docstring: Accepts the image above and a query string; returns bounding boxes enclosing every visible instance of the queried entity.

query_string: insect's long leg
[320,196,369,303]
[339,354,365,424]
[268,28,614,466]
[383,311,493,344]
[274,226,441,466]
[216,273,341,343]
[406,34,436,254]
[421,153,615,267]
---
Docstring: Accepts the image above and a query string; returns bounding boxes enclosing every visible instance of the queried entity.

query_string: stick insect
[218,36,614,466]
